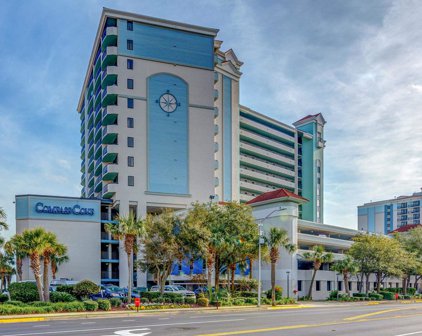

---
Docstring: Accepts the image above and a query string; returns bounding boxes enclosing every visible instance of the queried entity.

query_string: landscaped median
[326,288,422,302]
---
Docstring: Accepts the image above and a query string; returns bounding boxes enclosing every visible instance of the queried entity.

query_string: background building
[358,189,422,234]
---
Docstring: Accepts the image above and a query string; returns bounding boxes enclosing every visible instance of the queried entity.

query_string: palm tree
[4,234,27,282]
[20,228,50,301]
[51,254,69,280]
[264,227,296,306]
[105,212,145,303]
[0,207,8,231]
[302,245,334,299]
[331,256,358,297]
[41,233,67,302]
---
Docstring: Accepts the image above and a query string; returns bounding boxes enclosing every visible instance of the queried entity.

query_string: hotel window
[127,98,134,109]
[348,282,352,291]
[297,280,302,292]
[128,156,134,167]
[127,59,133,70]
[127,39,133,50]
[127,137,134,148]
[127,117,134,128]
[316,281,321,291]
[128,176,134,186]
[327,281,331,291]
[338,281,342,291]
[127,21,133,31]
[127,79,134,90]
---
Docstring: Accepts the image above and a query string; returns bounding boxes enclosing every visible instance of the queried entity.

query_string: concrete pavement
[1,302,422,335]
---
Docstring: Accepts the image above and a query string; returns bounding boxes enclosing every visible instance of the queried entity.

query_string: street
[2,303,422,336]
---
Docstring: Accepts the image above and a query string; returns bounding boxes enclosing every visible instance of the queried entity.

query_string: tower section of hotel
[77,9,219,286]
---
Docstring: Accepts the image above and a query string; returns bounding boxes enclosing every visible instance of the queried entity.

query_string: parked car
[50,278,77,292]
[150,285,195,297]
[103,285,125,299]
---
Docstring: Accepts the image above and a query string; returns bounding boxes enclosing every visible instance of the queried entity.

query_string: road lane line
[395,332,422,336]
[344,308,405,321]
[2,318,245,336]
[122,320,135,322]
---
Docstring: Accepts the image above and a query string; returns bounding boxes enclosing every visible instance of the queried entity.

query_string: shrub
[54,301,85,312]
[380,291,395,300]
[244,297,258,305]
[0,294,8,303]
[163,293,184,303]
[185,297,196,304]
[407,288,416,296]
[8,282,39,303]
[83,300,98,311]
[197,297,209,307]
[142,291,161,301]
[403,295,412,300]
[109,298,122,308]
[368,293,383,300]
[140,297,150,304]
[328,290,339,300]
[73,280,99,299]
[233,298,245,306]
[173,296,184,304]
[266,286,282,300]
[30,301,51,307]
[97,299,111,311]
[56,285,75,295]
[151,297,163,303]
[50,291,76,303]
[5,300,25,306]
[237,291,258,298]
[261,297,271,305]
[352,293,367,298]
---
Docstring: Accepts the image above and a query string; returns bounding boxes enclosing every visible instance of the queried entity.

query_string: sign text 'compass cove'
[35,202,95,216]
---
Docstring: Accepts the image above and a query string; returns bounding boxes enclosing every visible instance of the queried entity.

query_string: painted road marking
[197,310,422,336]
[395,332,422,336]
[0,317,46,324]
[122,320,135,322]
[344,308,406,321]
[103,328,151,336]
[1,318,245,336]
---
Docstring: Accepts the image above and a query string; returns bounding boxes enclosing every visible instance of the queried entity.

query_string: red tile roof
[295,113,322,124]
[390,224,421,233]
[246,188,308,205]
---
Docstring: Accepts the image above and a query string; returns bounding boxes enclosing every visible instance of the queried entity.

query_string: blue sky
[1,0,421,236]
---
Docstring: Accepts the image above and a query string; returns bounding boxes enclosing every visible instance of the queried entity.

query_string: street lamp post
[286,271,290,298]
[257,207,287,307]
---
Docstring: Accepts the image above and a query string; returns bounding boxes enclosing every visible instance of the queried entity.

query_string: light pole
[286,271,290,298]
[257,207,287,307]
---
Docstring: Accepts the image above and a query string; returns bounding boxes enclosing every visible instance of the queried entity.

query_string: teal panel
[147,74,188,194]
[118,19,214,70]
[358,207,368,216]
[15,195,100,222]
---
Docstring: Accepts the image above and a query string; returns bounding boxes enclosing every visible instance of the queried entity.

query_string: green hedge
[109,298,122,308]
[73,280,99,300]
[56,285,75,295]
[235,291,258,298]
[197,297,209,307]
[0,294,8,303]
[185,297,196,304]
[83,300,98,311]
[368,293,383,300]
[97,299,111,311]
[8,282,39,303]
[380,291,395,300]
[50,291,76,303]
[383,288,416,295]
[142,292,161,301]
[0,301,85,315]
[352,293,367,298]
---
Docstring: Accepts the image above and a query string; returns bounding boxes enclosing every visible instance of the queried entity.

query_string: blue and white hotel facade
[16,8,330,291]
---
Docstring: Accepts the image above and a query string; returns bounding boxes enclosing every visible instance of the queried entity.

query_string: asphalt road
[2,302,422,336]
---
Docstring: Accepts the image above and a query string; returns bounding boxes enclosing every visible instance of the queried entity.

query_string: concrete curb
[0,304,317,323]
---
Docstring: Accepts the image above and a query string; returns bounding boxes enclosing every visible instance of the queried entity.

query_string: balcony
[214,71,219,82]
[88,157,95,173]
[240,154,295,178]
[102,46,118,68]
[239,193,254,203]
[102,124,118,145]
[80,159,85,173]
[240,129,295,156]
[103,145,118,163]
[101,27,118,51]
[239,116,296,145]
[88,175,95,188]
[214,89,219,100]
[240,142,295,167]
[240,167,295,189]
[102,106,118,126]
[102,65,118,88]
[95,179,103,193]
[103,183,117,199]
[214,107,219,118]
[103,164,119,182]
[240,180,277,194]
[101,85,118,107]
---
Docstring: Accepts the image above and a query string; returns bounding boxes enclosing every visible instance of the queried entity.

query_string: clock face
[159,93,177,113]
